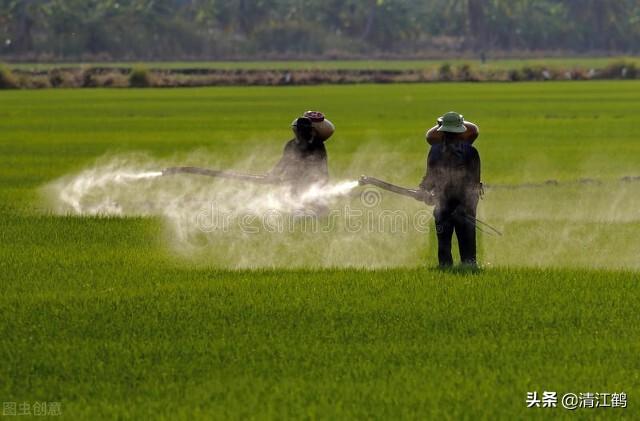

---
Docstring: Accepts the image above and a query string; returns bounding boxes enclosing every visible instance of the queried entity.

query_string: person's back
[270,111,334,194]
[422,139,480,207]
[274,137,328,189]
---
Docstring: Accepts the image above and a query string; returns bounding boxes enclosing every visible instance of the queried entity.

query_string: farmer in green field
[419,112,482,268]
[269,111,335,194]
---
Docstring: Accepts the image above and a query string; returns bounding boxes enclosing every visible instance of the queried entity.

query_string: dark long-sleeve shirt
[420,141,481,205]
[270,139,329,190]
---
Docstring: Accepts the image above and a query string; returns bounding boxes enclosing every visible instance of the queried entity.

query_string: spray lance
[161,166,280,184]
[359,175,434,202]
[358,175,502,236]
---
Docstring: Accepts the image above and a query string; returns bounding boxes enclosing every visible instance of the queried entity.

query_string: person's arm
[461,121,479,143]
[474,148,481,184]
[419,171,433,192]
[269,140,295,179]
[309,145,329,185]
[466,146,481,184]
[319,147,329,183]
[426,125,443,145]
[418,149,438,205]
[464,146,482,198]
[473,148,484,198]
[420,147,438,189]
[426,121,479,145]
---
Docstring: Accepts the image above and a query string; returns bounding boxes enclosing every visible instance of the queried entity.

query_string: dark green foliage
[253,23,325,54]
[128,66,152,87]
[520,66,545,81]
[82,68,97,87]
[456,64,477,81]
[1,1,640,60]
[48,69,66,87]
[438,63,453,81]
[508,68,523,82]
[0,63,18,88]
[599,61,638,79]
[5,58,640,88]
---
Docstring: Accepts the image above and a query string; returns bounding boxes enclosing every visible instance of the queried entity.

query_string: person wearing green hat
[419,112,482,268]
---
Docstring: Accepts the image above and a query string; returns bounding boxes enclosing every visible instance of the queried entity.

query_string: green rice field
[1,81,639,418]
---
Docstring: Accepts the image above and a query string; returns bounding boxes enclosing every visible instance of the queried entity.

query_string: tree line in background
[1,0,640,60]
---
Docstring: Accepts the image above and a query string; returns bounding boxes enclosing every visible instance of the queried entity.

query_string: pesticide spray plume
[41,146,640,270]
[42,153,386,268]
[48,159,361,216]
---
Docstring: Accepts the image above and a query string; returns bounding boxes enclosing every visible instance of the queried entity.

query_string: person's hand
[415,189,436,205]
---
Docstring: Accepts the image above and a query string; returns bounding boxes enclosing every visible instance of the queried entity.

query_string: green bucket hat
[437,111,467,133]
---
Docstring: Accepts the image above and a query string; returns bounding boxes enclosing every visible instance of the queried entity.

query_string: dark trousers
[434,199,478,267]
